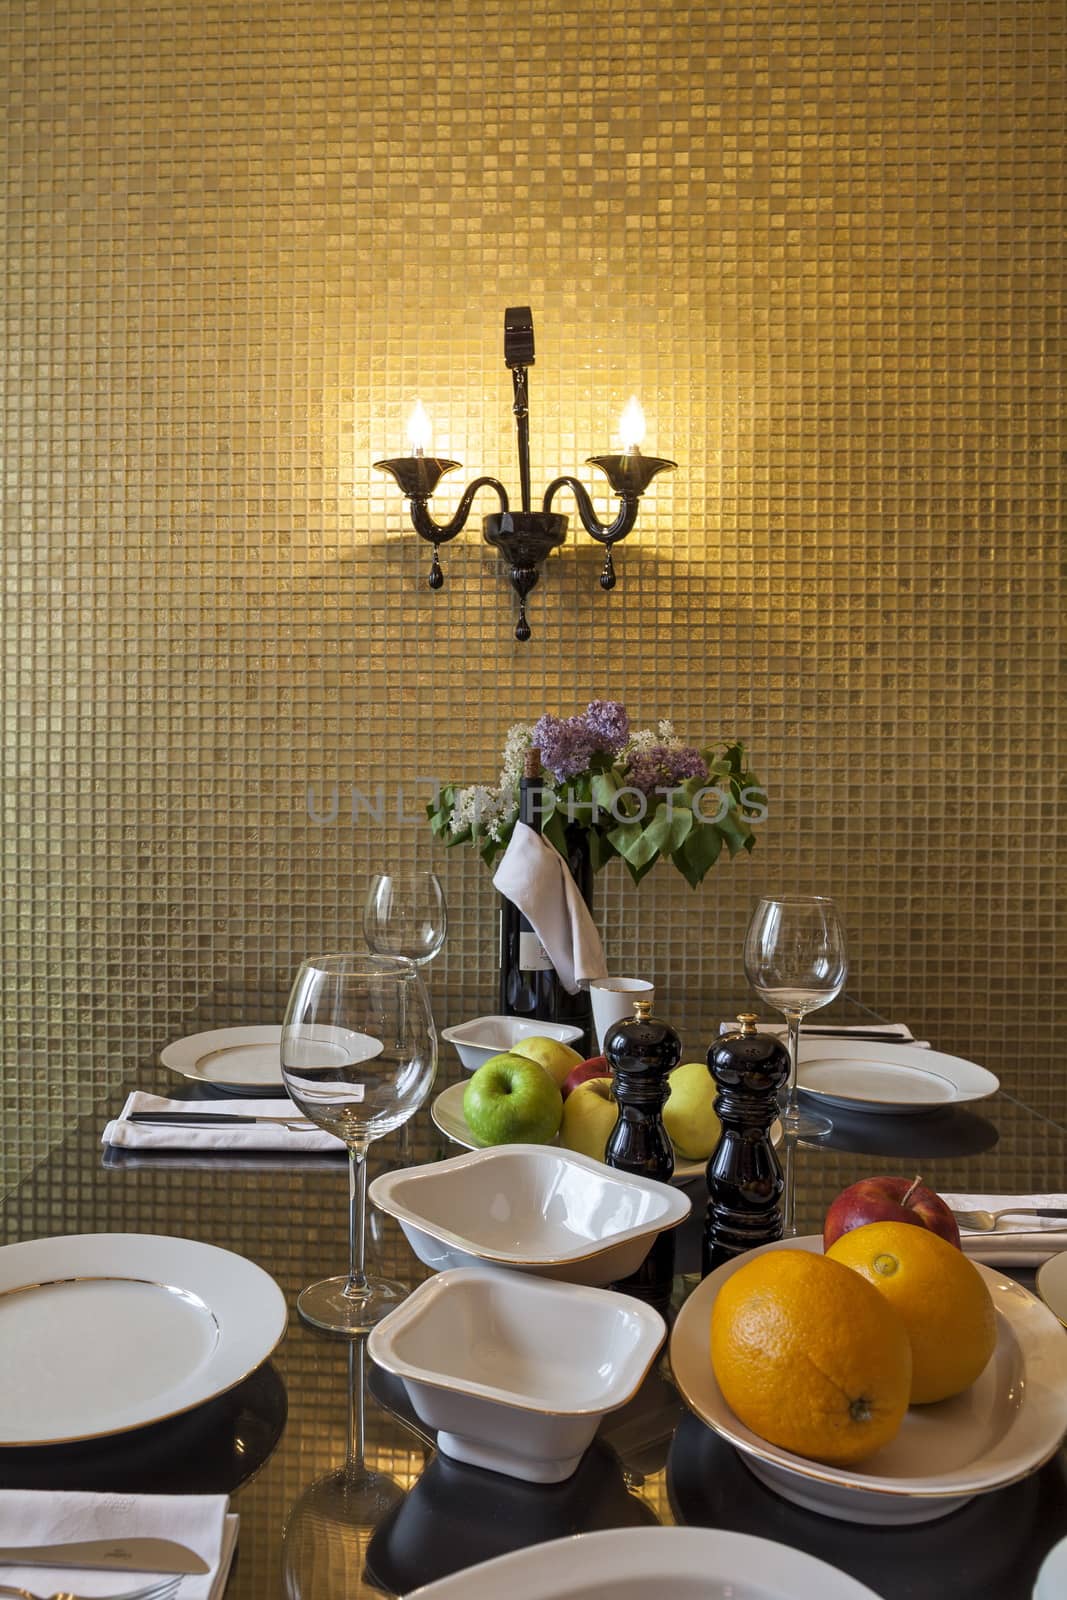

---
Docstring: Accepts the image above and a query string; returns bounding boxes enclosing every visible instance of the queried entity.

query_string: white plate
[1036,1249,1067,1327]
[0,1232,287,1445]
[1035,1532,1067,1600]
[401,1525,883,1599]
[796,1037,999,1113]
[670,1235,1067,1524]
[431,1081,708,1183]
[161,1023,383,1091]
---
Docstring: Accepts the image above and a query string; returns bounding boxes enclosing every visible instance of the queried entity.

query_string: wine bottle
[498,750,593,1053]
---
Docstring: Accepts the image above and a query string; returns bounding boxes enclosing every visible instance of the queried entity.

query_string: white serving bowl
[366,1266,666,1483]
[440,1014,585,1072]
[369,1144,691,1286]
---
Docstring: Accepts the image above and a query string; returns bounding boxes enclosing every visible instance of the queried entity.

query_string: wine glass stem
[346,1336,368,1484]
[344,1143,370,1300]
[784,1009,802,1123]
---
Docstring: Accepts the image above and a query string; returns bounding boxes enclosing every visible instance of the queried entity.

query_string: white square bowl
[368,1143,691,1287]
[440,1014,585,1072]
[366,1266,666,1482]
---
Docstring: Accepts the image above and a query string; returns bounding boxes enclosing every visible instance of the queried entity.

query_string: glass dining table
[1,998,1065,1600]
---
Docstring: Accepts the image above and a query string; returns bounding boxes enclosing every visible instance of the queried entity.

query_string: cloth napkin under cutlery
[0,1490,236,1600]
[945,1192,1067,1266]
[493,820,608,994]
[103,1092,345,1153]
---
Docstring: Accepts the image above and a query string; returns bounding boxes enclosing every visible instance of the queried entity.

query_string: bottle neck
[518,775,547,833]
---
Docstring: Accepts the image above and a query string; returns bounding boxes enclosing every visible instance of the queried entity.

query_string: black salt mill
[604,997,680,1182]
[604,998,681,1314]
[702,1013,790,1276]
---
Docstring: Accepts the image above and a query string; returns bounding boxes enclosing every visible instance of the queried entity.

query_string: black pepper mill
[702,1013,790,1277]
[605,999,681,1314]
[604,998,679,1182]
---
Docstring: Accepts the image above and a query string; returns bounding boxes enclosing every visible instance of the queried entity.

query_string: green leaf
[591,771,620,814]
[541,808,570,858]
[588,827,618,872]
[716,804,754,857]
[607,819,660,870]
[674,822,723,887]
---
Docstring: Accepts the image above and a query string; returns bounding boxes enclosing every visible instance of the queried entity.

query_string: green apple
[558,1076,618,1162]
[509,1034,584,1089]
[463,1051,563,1145]
[662,1061,720,1161]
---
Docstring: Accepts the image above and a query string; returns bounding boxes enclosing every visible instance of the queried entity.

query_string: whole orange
[827,1221,997,1404]
[710,1249,912,1466]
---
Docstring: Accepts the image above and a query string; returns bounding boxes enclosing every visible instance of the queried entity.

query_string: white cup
[589,978,655,1053]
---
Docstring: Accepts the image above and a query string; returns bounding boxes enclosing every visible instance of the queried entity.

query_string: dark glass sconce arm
[541,475,640,591]
[375,455,510,589]
[409,475,510,545]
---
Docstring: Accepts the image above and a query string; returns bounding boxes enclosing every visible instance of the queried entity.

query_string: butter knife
[0,1537,209,1574]
[129,1111,310,1127]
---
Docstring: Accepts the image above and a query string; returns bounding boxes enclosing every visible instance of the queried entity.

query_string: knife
[787,1028,915,1043]
[0,1537,210,1574]
[129,1111,310,1127]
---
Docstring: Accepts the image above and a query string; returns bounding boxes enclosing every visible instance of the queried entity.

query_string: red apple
[562,1055,609,1100]
[823,1175,961,1252]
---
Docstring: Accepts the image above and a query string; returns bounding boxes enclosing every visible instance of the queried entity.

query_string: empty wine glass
[281,953,437,1334]
[363,871,447,967]
[744,894,848,1152]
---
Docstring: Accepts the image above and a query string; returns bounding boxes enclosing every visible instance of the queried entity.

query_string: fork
[0,1577,181,1600]
[951,1205,1067,1232]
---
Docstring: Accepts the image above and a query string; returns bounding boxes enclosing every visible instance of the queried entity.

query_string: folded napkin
[493,821,608,995]
[0,1490,236,1600]
[945,1192,1067,1267]
[102,1091,346,1152]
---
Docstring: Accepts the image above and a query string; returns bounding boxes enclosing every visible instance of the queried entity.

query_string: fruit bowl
[429,1081,714,1184]
[441,1015,585,1073]
[669,1235,1067,1525]
[368,1144,691,1286]
[366,1265,666,1483]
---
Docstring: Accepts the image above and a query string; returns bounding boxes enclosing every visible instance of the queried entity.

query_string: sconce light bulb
[618,395,646,453]
[407,399,432,455]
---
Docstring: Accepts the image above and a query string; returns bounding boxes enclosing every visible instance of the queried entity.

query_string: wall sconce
[374,307,676,641]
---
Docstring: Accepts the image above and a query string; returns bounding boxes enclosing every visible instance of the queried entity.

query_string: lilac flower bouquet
[427,701,765,888]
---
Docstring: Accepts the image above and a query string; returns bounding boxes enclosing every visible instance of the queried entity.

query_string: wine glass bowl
[281,953,437,1334]
[363,871,447,967]
[744,894,847,1157]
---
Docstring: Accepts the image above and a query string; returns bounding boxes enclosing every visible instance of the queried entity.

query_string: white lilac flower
[449,783,510,836]
[499,722,534,785]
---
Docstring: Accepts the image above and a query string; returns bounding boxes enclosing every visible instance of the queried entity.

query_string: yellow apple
[558,1076,618,1162]
[662,1061,720,1161]
[509,1035,584,1089]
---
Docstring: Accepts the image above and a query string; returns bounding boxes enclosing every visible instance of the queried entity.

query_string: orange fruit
[710,1249,912,1466]
[827,1221,997,1404]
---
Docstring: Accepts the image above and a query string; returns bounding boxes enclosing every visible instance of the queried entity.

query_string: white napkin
[945,1192,1067,1267]
[102,1091,345,1152]
[0,1490,236,1600]
[493,821,608,995]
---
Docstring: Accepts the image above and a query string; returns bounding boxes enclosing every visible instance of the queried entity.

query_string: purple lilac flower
[582,699,630,754]
[624,744,709,795]
[531,714,596,781]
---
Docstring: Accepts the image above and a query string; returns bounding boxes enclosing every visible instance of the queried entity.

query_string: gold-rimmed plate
[0,1233,287,1446]
[669,1235,1067,1524]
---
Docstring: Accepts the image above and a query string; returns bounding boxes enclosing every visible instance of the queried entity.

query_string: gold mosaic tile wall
[2,0,1064,1190]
